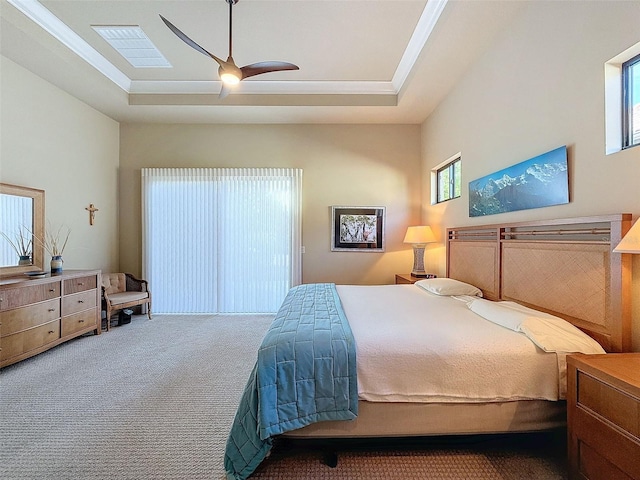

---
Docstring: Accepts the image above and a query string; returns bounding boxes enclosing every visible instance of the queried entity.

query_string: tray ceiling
[0,0,525,124]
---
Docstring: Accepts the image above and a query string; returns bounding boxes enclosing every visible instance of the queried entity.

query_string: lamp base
[410,245,427,278]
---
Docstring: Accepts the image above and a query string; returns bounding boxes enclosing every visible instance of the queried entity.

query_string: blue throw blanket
[224,283,358,479]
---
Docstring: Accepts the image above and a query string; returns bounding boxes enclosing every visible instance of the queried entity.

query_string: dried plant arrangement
[0,226,32,257]
[33,222,71,257]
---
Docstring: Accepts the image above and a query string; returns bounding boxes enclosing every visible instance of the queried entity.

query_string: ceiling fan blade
[240,62,299,80]
[218,82,232,99]
[159,14,225,67]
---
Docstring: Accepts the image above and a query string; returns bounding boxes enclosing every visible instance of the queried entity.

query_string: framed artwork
[331,206,385,252]
[468,145,569,217]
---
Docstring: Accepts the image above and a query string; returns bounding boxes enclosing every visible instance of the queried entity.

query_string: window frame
[622,52,640,150]
[432,154,461,205]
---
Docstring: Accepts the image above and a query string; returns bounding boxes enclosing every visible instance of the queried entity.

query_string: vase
[50,255,63,274]
[18,255,31,265]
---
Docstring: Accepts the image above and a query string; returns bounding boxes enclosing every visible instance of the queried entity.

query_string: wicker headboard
[446,214,632,353]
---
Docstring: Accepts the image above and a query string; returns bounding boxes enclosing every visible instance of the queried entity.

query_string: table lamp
[403,225,436,277]
[613,219,640,254]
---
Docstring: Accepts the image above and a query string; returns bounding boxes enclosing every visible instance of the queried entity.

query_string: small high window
[622,53,640,149]
[605,42,640,155]
[433,155,461,204]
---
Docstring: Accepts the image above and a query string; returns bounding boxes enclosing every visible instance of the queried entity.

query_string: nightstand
[395,273,436,284]
[567,353,640,480]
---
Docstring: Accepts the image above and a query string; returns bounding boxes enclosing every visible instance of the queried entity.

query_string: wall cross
[85,204,99,225]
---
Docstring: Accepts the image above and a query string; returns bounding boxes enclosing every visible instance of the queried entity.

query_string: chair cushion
[107,291,149,306]
[102,273,126,295]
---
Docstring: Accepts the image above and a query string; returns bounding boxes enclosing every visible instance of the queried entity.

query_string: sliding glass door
[142,168,302,314]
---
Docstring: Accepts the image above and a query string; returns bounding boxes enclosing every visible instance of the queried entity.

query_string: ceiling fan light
[220,72,240,85]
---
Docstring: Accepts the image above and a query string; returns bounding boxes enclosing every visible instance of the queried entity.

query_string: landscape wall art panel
[469,146,568,217]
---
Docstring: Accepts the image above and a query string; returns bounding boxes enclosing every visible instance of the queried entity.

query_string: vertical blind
[0,194,32,265]
[142,168,302,314]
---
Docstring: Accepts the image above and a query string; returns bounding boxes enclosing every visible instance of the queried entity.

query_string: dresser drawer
[574,405,640,478]
[61,309,97,337]
[0,298,60,337]
[0,319,60,361]
[0,281,61,311]
[64,275,97,294]
[578,441,632,480]
[62,289,97,315]
[569,354,640,480]
[578,371,640,437]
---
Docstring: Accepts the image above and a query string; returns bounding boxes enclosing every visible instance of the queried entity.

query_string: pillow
[519,317,605,354]
[415,278,483,297]
[467,299,565,330]
[467,298,526,331]
[494,301,562,320]
[468,298,605,354]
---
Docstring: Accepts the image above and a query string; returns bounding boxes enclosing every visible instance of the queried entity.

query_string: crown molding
[7,0,131,91]
[392,0,447,91]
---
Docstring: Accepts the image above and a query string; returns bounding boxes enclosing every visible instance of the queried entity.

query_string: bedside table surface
[396,273,417,283]
[568,353,640,397]
[395,273,435,284]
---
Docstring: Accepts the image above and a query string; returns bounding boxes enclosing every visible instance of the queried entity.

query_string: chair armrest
[125,273,149,292]
[102,286,112,304]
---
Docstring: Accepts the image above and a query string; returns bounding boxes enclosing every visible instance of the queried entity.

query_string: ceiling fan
[160,0,299,99]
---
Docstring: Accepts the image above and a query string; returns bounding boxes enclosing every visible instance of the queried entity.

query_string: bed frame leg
[323,451,338,468]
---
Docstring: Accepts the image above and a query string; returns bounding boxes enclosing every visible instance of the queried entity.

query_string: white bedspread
[336,284,563,403]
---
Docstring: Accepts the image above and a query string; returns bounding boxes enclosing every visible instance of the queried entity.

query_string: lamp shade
[403,226,436,245]
[613,219,640,253]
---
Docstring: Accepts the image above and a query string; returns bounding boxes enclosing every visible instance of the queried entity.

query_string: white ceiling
[0,0,526,124]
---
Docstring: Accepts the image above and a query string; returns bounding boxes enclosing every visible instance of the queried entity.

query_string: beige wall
[119,123,422,285]
[0,56,120,274]
[421,1,640,350]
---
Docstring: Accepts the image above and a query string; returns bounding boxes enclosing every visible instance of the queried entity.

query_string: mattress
[336,284,562,403]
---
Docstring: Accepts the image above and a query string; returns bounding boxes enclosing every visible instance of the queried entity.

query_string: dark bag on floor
[118,309,133,325]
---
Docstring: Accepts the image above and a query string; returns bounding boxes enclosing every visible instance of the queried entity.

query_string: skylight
[92,26,171,68]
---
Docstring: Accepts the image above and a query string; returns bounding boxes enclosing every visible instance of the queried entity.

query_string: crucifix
[85,204,99,225]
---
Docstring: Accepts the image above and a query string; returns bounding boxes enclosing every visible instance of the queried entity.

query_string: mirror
[0,183,45,276]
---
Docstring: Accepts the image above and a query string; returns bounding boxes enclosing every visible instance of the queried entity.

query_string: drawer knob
[48,330,54,334]
[48,308,55,312]
[78,300,84,304]
[79,319,85,323]
[49,289,55,292]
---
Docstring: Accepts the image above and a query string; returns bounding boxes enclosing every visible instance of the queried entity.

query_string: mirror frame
[0,183,45,276]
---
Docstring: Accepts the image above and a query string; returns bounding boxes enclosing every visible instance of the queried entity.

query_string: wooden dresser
[567,353,640,480]
[0,270,101,368]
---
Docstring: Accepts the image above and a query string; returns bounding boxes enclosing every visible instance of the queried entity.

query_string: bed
[225,214,632,479]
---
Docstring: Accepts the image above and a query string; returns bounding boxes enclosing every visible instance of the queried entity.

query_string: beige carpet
[0,314,567,479]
